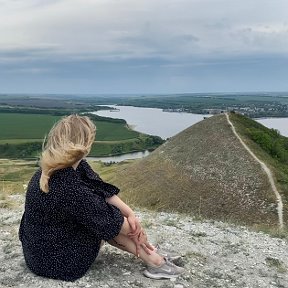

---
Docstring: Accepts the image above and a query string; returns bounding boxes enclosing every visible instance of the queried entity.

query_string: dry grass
[0,159,36,208]
[265,257,287,273]
[250,223,288,239]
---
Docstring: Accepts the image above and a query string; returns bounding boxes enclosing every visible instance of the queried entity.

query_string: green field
[0,113,139,141]
[0,113,164,159]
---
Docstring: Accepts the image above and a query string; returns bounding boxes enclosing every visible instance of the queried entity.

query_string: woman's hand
[124,213,154,257]
[138,229,155,255]
[127,214,141,237]
[129,228,154,257]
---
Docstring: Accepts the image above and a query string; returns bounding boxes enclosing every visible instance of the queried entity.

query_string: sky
[0,0,287,94]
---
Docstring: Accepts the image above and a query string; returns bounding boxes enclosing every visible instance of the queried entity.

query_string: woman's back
[19,165,104,281]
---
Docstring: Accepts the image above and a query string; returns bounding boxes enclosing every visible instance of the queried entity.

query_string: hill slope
[1,202,288,288]
[110,113,282,227]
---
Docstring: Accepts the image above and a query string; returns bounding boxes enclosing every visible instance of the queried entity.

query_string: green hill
[109,113,287,228]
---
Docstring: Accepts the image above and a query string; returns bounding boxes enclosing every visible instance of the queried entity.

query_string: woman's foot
[143,257,185,279]
[154,244,182,262]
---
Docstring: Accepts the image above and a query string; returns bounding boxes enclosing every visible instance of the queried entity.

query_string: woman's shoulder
[76,159,102,181]
[50,167,79,186]
[29,168,42,183]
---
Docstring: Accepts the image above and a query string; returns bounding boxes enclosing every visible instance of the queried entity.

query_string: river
[90,105,288,162]
[88,150,150,163]
[255,118,288,137]
[94,105,209,139]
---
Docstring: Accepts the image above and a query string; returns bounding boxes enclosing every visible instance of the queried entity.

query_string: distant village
[163,102,288,118]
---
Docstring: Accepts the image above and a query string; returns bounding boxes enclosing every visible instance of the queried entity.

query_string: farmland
[0,113,164,159]
[0,113,138,141]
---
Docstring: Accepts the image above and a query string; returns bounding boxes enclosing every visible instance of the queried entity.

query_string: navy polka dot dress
[19,160,124,281]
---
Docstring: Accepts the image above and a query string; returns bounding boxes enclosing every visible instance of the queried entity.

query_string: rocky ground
[0,195,288,288]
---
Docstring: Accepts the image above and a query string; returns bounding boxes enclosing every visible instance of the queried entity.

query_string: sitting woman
[19,114,184,281]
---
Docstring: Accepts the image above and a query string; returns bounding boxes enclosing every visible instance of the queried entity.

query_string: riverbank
[0,194,287,288]
[88,150,150,163]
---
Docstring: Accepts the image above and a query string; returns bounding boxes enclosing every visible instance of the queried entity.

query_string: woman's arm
[118,217,132,235]
[106,195,141,235]
[106,195,133,217]
[107,195,154,256]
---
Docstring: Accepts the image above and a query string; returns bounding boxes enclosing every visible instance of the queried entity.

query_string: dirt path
[225,113,284,229]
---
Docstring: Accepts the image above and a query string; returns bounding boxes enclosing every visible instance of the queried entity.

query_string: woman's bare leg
[108,234,163,267]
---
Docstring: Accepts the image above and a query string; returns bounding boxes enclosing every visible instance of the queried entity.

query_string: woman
[19,114,184,281]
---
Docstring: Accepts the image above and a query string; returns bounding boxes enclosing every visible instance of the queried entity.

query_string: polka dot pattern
[19,159,124,281]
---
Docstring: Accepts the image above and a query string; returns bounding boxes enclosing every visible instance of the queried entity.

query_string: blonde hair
[40,114,96,192]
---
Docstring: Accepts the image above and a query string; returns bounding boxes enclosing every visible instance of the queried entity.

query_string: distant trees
[86,113,126,124]
[0,142,42,159]
[0,107,69,116]
[144,135,164,146]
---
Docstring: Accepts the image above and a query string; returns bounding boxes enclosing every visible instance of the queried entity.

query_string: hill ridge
[225,113,284,229]
[110,113,282,227]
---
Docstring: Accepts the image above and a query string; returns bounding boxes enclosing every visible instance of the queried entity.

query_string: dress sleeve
[78,159,120,198]
[61,179,124,241]
[78,159,103,180]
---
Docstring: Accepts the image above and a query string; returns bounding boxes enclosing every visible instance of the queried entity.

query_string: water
[255,118,288,137]
[92,105,209,162]
[91,106,288,162]
[88,150,150,163]
[94,105,209,139]
[95,105,288,138]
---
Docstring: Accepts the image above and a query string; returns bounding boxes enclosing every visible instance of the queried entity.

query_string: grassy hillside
[0,159,36,208]
[109,113,286,228]
[0,159,128,209]
[229,112,288,226]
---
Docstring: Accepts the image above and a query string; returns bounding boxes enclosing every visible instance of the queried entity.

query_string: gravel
[0,196,287,288]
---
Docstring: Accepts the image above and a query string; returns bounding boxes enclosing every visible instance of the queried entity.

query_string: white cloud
[0,0,287,62]
[6,67,51,74]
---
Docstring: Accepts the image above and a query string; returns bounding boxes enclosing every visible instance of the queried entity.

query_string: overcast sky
[0,0,287,94]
